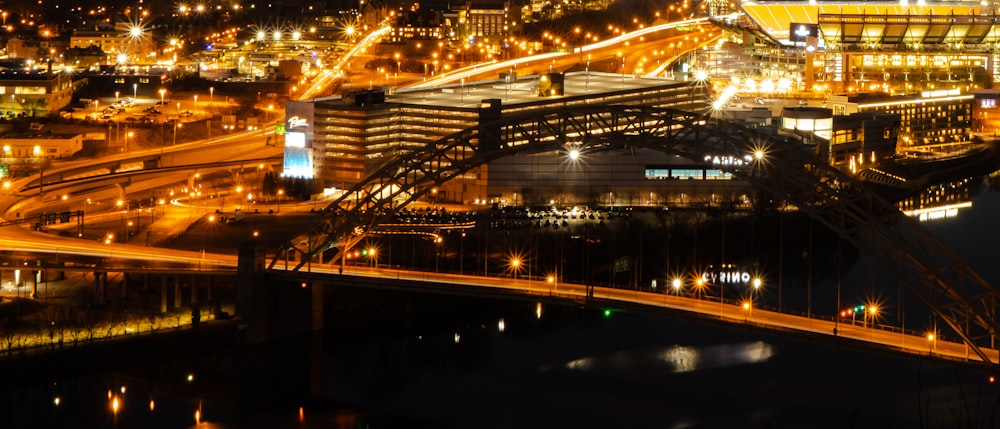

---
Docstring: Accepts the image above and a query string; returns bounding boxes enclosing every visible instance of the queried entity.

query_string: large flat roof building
[283,72,715,205]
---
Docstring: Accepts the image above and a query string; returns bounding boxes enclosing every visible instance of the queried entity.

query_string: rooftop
[313,71,698,109]
[741,1,987,44]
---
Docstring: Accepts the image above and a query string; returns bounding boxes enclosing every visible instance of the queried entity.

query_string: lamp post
[132,83,137,100]
[116,199,128,243]
[752,277,762,307]
[209,86,214,116]
[276,189,284,213]
[202,214,216,259]
[115,91,120,105]
[193,95,198,114]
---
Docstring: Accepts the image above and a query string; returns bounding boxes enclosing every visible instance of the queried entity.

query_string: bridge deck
[273,265,998,366]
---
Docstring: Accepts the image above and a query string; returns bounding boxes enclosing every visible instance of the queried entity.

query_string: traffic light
[59,211,70,223]
[361,248,368,257]
[603,309,612,318]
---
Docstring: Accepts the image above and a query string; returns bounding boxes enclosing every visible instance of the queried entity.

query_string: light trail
[299,26,392,100]
[403,17,719,90]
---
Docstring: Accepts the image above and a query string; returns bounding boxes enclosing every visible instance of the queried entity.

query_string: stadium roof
[741,1,987,44]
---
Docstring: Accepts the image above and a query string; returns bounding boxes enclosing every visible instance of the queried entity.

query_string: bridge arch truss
[271,105,1000,364]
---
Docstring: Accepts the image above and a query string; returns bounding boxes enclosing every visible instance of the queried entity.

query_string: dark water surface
[1,293,998,429]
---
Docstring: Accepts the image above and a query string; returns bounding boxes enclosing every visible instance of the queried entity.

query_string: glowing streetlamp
[173,121,182,146]
[133,83,137,99]
[510,257,522,282]
[202,214,216,259]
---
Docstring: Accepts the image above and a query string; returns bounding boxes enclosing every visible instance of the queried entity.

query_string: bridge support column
[94,271,106,305]
[206,276,213,303]
[174,277,182,309]
[237,243,267,343]
[311,283,324,331]
[160,276,168,313]
[30,270,38,299]
[190,275,198,305]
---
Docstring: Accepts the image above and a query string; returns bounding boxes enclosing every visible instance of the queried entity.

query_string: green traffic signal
[603,309,612,318]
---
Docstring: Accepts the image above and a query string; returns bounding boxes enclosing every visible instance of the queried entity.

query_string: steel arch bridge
[270,105,1000,364]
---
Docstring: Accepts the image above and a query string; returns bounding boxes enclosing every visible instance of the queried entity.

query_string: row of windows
[645,168,733,181]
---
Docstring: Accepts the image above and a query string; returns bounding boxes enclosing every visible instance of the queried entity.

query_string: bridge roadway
[401,17,720,90]
[272,257,1000,365]
[1,227,992,366]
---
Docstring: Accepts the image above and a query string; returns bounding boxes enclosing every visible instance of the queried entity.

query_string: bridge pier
[93,271,107,305]
[160,276,168,313]
[174,277,182,309]
[237,243,316,343]
[311,283,324,331]
[190,274,198,305]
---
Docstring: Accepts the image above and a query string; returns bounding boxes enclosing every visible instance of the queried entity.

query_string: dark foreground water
[1,292,998,429]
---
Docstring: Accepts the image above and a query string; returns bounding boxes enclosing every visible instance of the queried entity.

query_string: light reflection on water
[562,341,775,373]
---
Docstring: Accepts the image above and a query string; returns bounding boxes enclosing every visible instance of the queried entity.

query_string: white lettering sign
[701,271,752,284]
[287,115,309,129]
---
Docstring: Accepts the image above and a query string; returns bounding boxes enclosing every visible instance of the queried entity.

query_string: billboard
[282,101,315,179]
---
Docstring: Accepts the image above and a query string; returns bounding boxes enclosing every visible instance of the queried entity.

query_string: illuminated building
[283,72,714,204]
[826,90,973,151]
[0,70,77,117]
[69,26,156,66]
[705,3,1000,95]
[778,106,900,166]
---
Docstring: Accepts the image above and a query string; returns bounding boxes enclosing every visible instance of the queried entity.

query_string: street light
[173,121,182,145]
[116,199,128,242]
[209,87,214,116]
[158,88,166,106]
[752,277,762,306]
[115,91,120,105]
[510,257,521,282]
[132,83,137,100]
[202,214,216,259]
